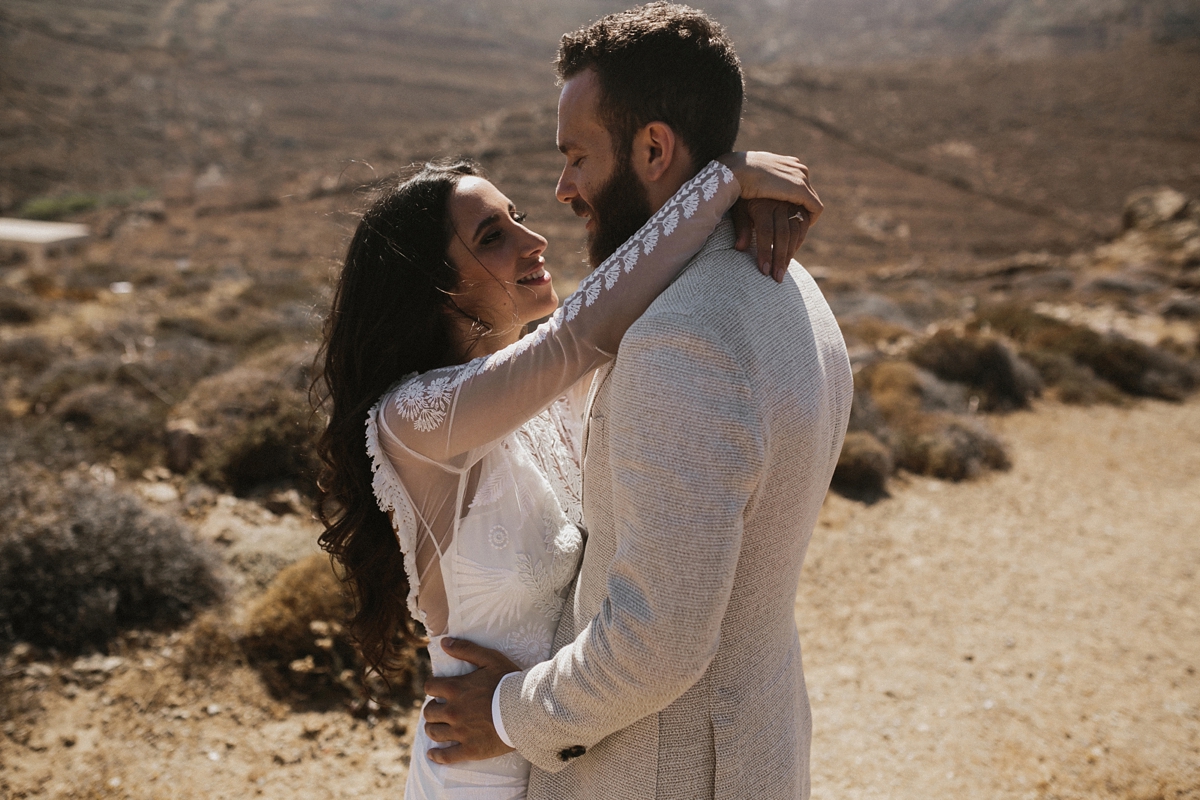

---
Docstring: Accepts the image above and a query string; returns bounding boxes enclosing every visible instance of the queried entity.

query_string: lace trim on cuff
[387,160,736,434]
[560,160,734,322]
[365,394,427,629]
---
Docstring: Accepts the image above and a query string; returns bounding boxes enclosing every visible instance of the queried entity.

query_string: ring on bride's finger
[789,210,806,221]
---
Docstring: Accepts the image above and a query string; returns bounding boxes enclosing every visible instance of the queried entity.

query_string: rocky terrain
[1,2,1198,798]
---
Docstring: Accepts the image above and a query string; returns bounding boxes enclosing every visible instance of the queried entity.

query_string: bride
[315,151,818,799]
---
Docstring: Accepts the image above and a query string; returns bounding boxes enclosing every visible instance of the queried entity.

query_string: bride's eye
[481,229,502,245]
[511,210,527,223]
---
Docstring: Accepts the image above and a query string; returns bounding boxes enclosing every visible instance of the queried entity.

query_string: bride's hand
[718,151,824,282]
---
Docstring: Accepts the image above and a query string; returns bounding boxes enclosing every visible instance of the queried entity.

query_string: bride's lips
[516,264,552,286]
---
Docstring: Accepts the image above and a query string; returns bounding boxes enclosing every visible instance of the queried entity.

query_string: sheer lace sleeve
[378,160,739,464]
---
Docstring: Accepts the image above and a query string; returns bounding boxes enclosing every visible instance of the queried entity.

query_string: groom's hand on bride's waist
[422,637,520,764]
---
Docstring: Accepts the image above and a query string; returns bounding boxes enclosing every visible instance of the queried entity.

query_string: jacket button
[558,745,586,761]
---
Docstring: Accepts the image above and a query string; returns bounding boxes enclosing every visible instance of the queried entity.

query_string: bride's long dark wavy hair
[314,159,482,675]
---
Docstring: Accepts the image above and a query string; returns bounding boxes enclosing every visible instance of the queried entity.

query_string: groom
[423,5,852,798]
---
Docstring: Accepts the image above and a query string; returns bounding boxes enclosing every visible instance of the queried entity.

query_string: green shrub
[17,188,154,221]
[19,193,100,221]
[0,464,223,653]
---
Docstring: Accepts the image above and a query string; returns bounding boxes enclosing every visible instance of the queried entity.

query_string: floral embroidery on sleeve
[562,161,735,323]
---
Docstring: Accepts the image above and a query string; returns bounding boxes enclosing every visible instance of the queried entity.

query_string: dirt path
[801,399,1200,799]
[3,399,1197,798]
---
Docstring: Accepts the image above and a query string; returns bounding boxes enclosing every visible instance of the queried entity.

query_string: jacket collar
[670,216,736,284]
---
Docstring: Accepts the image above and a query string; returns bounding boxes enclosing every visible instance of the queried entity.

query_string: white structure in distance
[0,218,90,271]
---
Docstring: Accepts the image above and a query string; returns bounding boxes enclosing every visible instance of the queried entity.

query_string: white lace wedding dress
[365,162,739,800]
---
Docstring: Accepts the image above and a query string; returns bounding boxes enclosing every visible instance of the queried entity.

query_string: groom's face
[555,69,653,268]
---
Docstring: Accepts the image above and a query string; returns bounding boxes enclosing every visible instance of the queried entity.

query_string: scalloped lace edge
[365,395,428,629]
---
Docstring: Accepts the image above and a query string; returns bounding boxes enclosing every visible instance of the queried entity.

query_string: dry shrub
[11,366,169,473]
[157,305,290,351]
[238,268,321,309]
[1122,186,1190,230]
[0,463,223,654]
[908,330,1041,411]
[854,360,1010,482]
[171,343,321,495]
[0,286,39,324]
[1044,326,1195,400]
[178,610,241,679]
[1021,350,1126,406]
[0,335,55,374]
[53,384,166,469]
[860,359,968,419]
[25,354,122,409]
[61,260,129,292]
[978,304,1199,401]
[832,431,893,501]
[889,412,1010,481]
[240,554,421,709]
[1162,297,1200,321]
[838,315,914,350]
[1,645,46,748]
[118,333,233,403]
[847,384,891,441]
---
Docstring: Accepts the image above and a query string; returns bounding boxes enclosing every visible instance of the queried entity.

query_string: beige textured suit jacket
[497,219,853,800]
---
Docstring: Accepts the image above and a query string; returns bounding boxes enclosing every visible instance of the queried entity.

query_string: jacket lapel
[581,362,613,461]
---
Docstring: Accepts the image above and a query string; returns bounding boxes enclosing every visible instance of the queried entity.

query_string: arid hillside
[1,0,1195,212]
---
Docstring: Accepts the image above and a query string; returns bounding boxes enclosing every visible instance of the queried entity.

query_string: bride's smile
[446,177,559,355]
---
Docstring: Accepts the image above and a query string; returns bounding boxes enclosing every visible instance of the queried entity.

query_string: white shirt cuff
[491,673,516,749]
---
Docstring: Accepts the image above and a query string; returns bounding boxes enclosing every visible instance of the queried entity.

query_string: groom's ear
[630,121,680,185]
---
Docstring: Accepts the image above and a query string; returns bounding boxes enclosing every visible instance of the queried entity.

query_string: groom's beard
[576,157,654,269]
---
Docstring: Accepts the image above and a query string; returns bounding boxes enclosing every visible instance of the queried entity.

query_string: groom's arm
[494,306,765,772]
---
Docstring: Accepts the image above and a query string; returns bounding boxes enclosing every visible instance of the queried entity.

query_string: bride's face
[446,177,558,344]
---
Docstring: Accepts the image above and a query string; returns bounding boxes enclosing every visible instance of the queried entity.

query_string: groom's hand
[422,638,520,764]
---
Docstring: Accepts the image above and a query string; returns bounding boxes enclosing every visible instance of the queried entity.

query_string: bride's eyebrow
[473,213,501,242]
[472,204,518,242]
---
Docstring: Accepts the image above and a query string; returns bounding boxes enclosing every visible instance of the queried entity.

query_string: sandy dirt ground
[2,397,1197,799]
[802,399,1200,799]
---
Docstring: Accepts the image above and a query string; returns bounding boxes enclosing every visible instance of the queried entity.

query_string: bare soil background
[1,2,1199,798]
[2,398,1196,798]
[803,398,1200,799]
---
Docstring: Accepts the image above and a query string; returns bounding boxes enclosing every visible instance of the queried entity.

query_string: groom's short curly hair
[556,2,743,170]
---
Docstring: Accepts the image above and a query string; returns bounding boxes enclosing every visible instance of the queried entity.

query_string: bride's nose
[521,227,548,257]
